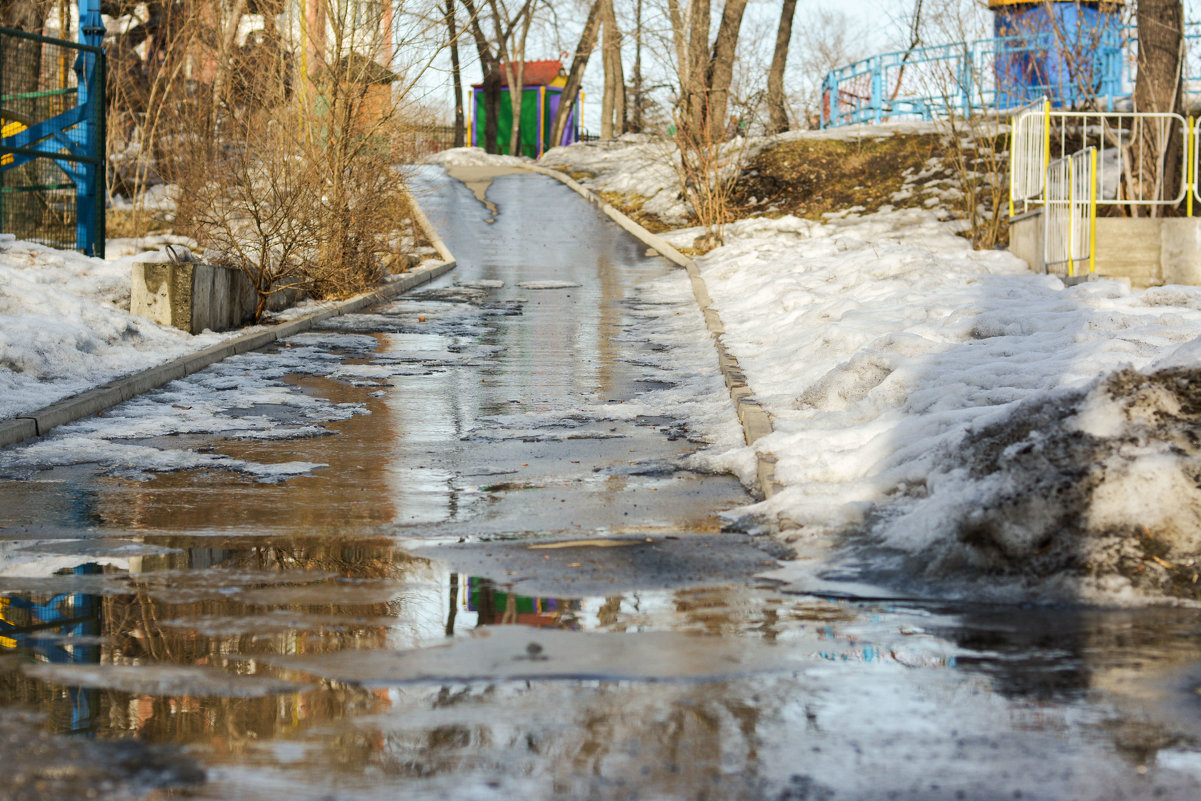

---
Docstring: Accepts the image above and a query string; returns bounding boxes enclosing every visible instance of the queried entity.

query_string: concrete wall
[1009,212,1201,289]
[1008,210,1044,273]
[131,257,258,334]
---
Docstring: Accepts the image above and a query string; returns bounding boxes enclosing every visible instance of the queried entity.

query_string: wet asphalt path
[0,168,1200,800]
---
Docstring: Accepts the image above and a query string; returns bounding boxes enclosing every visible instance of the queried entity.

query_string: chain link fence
[0,26,105,255]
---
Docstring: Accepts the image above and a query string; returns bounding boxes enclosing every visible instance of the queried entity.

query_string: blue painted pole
[76,0,104,256]
[871,56,883,124]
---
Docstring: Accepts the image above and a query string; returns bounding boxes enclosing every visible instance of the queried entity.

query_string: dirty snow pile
[674,210,1201,603]
[0,234,238,420]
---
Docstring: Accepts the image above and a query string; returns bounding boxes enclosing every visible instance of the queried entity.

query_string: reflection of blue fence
[1,563,102,733]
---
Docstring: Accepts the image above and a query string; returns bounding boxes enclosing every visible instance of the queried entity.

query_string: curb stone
[524,163,781,500]
[0,259,456,450]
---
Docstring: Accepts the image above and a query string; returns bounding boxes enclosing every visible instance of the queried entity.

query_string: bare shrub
[159,6,420,322]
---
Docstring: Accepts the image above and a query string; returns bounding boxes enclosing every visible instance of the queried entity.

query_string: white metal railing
[1009,100,1049,215]
[1044,147,1097,276]
[1011,108,1190,214]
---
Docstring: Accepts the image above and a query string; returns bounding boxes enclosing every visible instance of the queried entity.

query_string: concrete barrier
[1010,210,1201,289]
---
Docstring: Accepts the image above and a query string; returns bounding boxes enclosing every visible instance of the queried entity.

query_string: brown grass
[731,134,945,220]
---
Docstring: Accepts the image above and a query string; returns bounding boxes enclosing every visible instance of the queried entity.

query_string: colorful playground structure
[470,60,583,158]
[822,1,1198,128]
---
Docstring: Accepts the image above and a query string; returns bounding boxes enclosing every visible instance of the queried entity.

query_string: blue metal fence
[821,23,1201,129]
[821,30,1131,128]
[0,7,106,255]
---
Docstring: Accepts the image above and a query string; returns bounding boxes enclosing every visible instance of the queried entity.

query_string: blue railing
[820,23,1201,128]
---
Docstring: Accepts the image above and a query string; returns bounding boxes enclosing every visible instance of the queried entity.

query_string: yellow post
[540,86,548,155]
[1089,148,1098,275]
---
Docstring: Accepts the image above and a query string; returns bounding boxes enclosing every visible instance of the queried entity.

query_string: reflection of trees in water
[4,538,435,745]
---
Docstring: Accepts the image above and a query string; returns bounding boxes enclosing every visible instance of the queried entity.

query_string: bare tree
[550,0,601,148]
[445,0,466,147]
[704,0,749,138]
[490,0,536,156]
[664,0,754,247]
[599,0,626,137]
[629,0,645,132]
[1130,0,1185,214]
[766,0,797,134]
[461,0,502,153]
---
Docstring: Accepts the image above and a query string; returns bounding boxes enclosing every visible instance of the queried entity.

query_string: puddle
[2,169,1201,799]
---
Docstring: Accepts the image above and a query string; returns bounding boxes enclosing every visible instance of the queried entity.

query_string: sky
[404,0,915,133]
[404,0,1201,135]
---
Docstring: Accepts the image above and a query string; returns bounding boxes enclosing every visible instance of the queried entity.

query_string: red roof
[473,60,563,89]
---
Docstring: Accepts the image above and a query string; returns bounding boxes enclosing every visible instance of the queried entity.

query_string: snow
[541,134,693,224]
[528,132,1201,603]
[425,148,531,170]
[677,208,1201,603]
[0,235,234,419]
[516,281,582,290]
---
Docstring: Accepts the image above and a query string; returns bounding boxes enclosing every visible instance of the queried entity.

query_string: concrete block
[742,407,774,445]
[131,256,256,334]
[1012,211,1166,288]
[1162,218,1201,285]
[0,418,37,447]
[271,318,315,341]
[1008,211,1044,273]
[1095,217,1162,288]
[120,361,189,398]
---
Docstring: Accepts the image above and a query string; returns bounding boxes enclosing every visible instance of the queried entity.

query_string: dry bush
[940,112,1009,248]
[671,103,755,249]
[161,29,416,321]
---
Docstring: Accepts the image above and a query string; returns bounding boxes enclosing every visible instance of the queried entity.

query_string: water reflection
[1,563,101,733]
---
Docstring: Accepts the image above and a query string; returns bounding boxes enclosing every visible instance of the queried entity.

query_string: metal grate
[0,26,105,256]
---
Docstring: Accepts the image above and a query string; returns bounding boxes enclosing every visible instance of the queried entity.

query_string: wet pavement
[0,168,1200,800]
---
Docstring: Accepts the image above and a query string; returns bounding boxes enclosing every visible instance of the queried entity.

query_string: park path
[0,167,1199,800]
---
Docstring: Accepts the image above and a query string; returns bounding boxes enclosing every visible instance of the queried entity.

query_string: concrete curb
[524,163,781,499]
[405,186,456,264]
[0,259,456,450]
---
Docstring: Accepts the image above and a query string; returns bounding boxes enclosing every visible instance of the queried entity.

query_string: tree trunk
[666,0,688,102]
[446,0,465,147]
[704,0,750,140]
[1131,0,1184,214]
[461,0,500,153]
[600,0,616,138]
[630,0,643,132]
[549,0,601,149]
[1,0,45,109]
[506,0,534,156]
[766,0,797,134]
[681,0,709,135]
